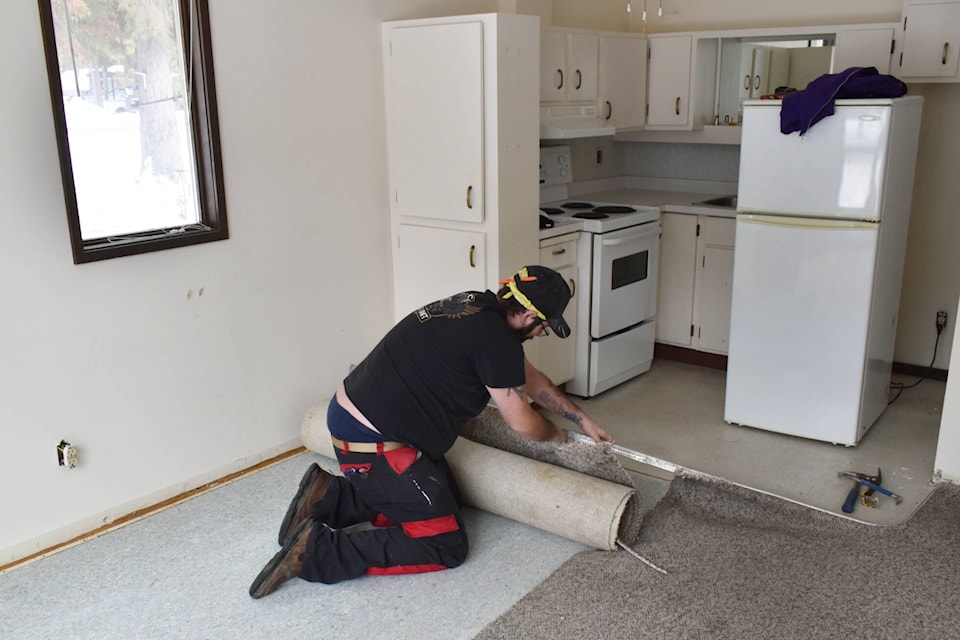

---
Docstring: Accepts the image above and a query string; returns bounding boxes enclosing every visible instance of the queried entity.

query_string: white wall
[0,0,499,566]
[622,0,903,33]
[937,294,960,481]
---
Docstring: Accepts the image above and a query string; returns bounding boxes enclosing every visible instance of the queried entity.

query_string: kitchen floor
[573,358,945,526]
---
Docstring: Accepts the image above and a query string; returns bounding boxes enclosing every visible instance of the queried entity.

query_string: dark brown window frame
[36,0,228,264]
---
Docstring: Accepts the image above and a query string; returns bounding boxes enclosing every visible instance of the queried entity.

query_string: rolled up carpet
[300,402,641,550]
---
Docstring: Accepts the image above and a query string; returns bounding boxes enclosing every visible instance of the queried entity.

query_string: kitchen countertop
[540,187,737,240]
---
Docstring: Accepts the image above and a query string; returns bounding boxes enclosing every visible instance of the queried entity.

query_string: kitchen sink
[697,195,738,208]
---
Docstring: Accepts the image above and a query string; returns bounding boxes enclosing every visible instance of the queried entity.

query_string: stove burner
[540,207,565,215]
[573,211,609,219]
[592,205,637,214]
[561,202,595,209]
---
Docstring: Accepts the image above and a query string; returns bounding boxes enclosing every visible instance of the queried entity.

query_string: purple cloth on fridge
[780,67,908,136]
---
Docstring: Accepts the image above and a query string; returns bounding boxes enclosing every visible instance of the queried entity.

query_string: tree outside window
[38,0,227,263]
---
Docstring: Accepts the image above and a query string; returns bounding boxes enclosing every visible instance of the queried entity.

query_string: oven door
[590,222,659,339]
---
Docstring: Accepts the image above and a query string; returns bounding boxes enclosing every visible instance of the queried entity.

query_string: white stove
[538,146,660,397]
[540,200,660,234]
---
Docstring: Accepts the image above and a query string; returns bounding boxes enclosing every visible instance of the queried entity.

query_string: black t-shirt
[343,291,525,458]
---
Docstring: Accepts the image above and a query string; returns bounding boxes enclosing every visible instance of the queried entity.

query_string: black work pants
[299,445,469,584]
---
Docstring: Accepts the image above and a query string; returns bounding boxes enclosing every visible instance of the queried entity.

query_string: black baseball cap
[501,265,572,338]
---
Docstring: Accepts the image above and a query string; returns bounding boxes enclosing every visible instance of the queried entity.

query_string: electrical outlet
[57,440,78,468]
[936,311,948,334]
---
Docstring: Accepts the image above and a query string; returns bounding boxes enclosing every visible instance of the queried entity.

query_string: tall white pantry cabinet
[382,14,540,322]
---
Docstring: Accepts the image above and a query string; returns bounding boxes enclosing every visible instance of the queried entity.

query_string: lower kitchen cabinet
[526,233,579,385]
[656,213,735,354]
[394,225,485,320]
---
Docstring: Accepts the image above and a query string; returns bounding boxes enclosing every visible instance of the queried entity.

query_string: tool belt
[331,435,409,454]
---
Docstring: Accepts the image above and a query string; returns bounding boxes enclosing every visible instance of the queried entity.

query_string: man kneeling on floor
[249,265,612,598]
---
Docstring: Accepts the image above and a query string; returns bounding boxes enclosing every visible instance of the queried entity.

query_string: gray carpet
[0,452,587,640]
[475,475,960,640]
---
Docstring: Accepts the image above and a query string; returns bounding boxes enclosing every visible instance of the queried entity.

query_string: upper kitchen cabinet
[541,28,599,103]
[834,26,896,74]
[383,14,540,321]
[898,0,960,81]
[598,33,648,129]
[384,20,483,223]
[646,35,718,130]
[646,35,692,127]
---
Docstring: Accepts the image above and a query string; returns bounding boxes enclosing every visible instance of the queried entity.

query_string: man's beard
[514,318,541,341]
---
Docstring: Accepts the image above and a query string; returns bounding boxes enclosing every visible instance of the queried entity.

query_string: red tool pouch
[384,447,418,475]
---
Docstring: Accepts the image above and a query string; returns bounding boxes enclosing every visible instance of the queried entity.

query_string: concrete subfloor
[572,358,945,526]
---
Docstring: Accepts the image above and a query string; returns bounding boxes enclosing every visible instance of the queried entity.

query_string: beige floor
[574,358,945,526]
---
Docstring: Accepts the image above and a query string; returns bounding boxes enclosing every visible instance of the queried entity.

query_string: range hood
[540,105,615,139]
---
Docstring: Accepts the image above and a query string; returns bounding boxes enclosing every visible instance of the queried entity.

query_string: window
[37,0,227,264]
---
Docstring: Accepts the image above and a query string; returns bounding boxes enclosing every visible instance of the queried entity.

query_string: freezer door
[724,215,883,445]
[738,103,892,221]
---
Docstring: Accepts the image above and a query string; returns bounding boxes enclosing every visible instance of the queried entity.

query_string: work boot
[249,517,315,599]
[278,463,333,545]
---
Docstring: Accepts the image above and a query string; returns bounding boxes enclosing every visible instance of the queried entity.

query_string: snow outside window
[38,0,227,263]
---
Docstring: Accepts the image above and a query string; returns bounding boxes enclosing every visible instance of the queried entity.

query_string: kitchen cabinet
[383,20,483,224]
[833,26,896,74]
[526,233,579,385]
[394,225,485,317]
[898,0,960,81]
[645,34,718,131]
[656,213,735,354]
[646,35,692,127]
[598,33,647,129]
[541,28,599,103]
[383,14,539,322]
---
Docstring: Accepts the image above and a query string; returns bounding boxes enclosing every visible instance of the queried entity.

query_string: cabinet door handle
[744,74,750,90]
[568,278,576,297]
[551,248,566,255]
[605,100,612,120]
[469,245,476,268]
[575,69,582,90]
[675,97,680,115]
[556,68,564,89]
[754,74,760,90]
[466,185,473,209]
[944,42,950,65]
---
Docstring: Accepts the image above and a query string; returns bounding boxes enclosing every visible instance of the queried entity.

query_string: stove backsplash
[541,139,741,192]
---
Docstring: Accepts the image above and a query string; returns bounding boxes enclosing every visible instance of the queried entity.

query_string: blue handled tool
[838,468,903,512]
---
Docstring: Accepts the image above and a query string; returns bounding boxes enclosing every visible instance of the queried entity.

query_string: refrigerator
[724,96,924,446]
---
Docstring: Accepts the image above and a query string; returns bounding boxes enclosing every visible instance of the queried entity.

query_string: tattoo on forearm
[507,385,526,397]
[538,390,583,426]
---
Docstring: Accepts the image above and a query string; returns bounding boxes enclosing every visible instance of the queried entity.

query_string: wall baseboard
[0,439,305,574]
[654,343,728,370]
[654,343,949,382]
[891,361,948,382]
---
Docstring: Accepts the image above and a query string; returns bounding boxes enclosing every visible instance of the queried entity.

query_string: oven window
[611,251,648,289]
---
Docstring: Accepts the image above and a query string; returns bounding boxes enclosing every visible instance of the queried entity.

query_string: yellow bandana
[501,267,546,320]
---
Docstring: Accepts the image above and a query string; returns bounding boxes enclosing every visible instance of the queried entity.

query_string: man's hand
[579,415,613,443]
[523,359,614,444]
